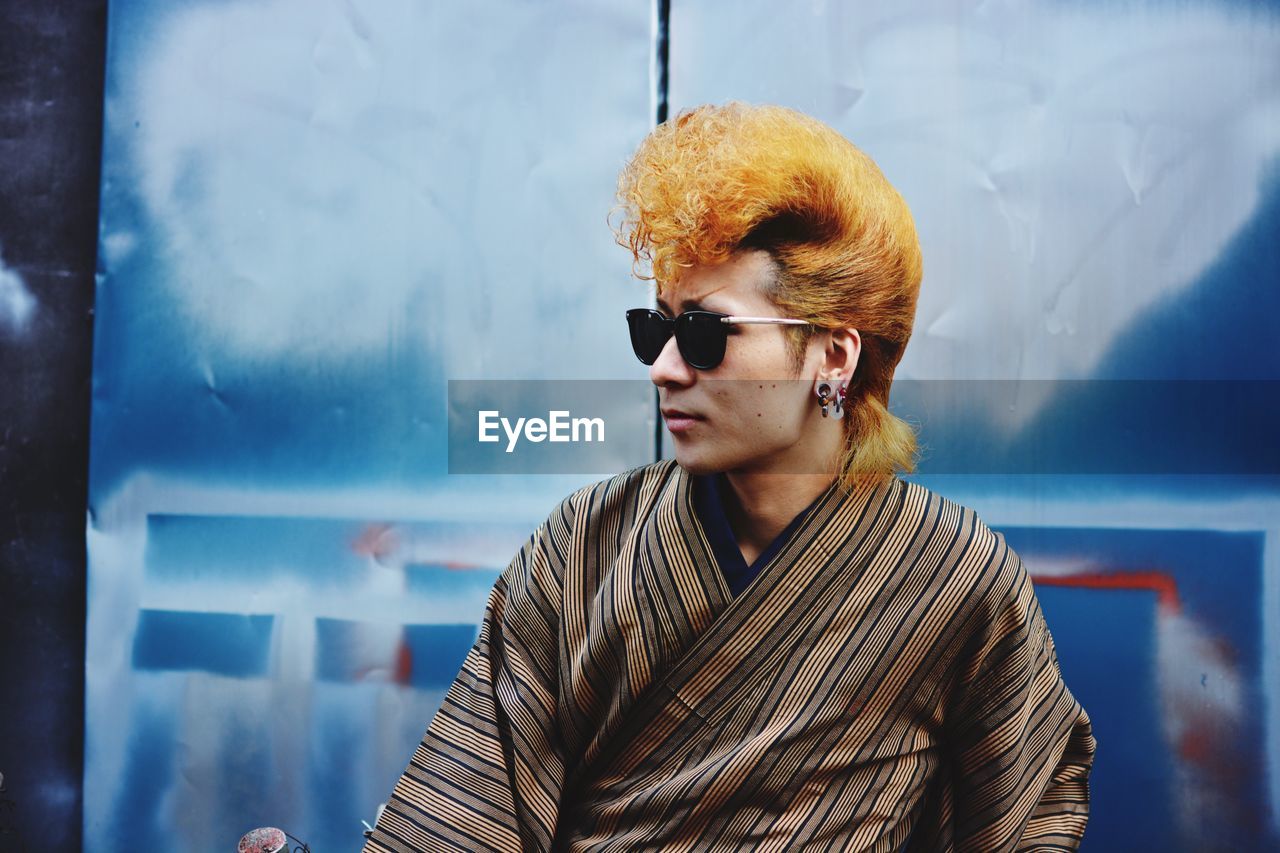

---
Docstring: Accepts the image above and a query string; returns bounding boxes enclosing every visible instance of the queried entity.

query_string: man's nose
[649,334,695,387]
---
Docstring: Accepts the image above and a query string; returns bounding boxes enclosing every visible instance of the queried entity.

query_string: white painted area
[91,4,650,841]
[82,468,590,843]
[114,0,649,378]
[671,1,1280,427]
[0,251,35,335]
[1155,607,1247,839]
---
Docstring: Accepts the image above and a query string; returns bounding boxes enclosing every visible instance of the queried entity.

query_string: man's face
[650,250,826,476]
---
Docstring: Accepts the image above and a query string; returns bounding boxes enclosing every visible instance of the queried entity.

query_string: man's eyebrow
[656,296,710,313]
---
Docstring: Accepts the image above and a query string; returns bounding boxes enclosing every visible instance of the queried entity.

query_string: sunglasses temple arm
[720,316,812,326]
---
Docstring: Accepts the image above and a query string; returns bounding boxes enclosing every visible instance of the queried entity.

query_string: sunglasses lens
[677,312,728,370]
[626,309,669,365]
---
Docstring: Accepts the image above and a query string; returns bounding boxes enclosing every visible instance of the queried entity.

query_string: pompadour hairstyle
[612,101,924,491]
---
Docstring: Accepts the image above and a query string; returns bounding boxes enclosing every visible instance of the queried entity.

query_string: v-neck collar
[663,461,874,613]
[634,460,898,665]
[693,470,834,597]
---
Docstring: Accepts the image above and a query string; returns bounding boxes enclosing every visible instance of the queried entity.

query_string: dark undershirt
[692,471,830,598]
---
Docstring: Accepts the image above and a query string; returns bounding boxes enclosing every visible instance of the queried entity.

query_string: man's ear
[825,327,861,385]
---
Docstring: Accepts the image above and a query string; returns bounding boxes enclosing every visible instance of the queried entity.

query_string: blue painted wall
[84,0,1280,849]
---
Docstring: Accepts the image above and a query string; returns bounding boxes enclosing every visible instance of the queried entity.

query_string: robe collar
[644,460,893,648]
[692,469,834,598]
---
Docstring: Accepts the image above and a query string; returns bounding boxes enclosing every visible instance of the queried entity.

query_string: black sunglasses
[626,308,813,370]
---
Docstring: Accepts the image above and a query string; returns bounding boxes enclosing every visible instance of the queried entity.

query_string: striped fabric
[365,460,1095,852]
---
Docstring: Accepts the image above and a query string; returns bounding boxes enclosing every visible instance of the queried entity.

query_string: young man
[366,103,1095,851]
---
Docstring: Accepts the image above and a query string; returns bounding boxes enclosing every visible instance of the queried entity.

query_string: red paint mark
[1031,569,1180,611]
[1178,728,1214,764]
[441,560,486,571]
[351,523,399,559]
[395,637,413,685]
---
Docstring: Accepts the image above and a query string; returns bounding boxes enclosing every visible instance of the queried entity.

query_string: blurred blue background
[79,0,1280,849]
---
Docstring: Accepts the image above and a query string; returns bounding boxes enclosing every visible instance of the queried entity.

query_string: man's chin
[672,448,728,477]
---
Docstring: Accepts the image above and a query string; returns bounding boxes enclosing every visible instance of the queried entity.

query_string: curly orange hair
[612,102,923,490]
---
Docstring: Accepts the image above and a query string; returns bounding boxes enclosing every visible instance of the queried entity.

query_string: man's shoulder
[894,478,1021,587]
[896,478,1004,544]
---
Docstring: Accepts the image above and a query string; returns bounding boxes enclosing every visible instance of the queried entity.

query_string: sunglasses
[626,308,814,370]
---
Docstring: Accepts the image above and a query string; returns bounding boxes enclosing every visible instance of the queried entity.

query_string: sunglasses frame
[626,307,815,370]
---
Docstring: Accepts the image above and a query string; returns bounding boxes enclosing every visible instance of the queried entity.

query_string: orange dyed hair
[612,102,924,490]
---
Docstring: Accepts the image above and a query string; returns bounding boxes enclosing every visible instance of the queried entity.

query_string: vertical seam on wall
[651,0,671,463]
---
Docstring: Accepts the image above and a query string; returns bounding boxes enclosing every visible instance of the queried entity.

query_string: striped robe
[365,459,1095,851]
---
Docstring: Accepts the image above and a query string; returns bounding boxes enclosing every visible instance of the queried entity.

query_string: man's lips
[661,409,704,433]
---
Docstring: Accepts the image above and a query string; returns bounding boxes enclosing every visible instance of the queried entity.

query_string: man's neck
[712,406,846,559]
[719,470,836,559]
